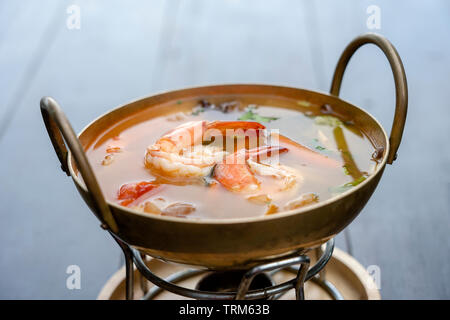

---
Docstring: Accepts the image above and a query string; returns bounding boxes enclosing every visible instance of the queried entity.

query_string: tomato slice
[117,181,158,206]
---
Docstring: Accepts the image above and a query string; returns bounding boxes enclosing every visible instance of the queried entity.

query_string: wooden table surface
[0,0,449,299]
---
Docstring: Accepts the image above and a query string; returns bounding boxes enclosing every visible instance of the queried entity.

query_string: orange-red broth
[85,96,376,220]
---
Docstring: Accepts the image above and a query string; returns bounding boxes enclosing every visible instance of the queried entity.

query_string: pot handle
[40,97,119,233]
[330,33,408,164]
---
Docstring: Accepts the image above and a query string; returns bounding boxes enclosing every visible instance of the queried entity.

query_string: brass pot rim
[68,83,390,226]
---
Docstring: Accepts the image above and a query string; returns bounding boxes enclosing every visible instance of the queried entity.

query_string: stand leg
[139,253,149,295]
[315,245,326,281]
[110,233,134,300]
[294,260,310,300]
[123,248,134,300]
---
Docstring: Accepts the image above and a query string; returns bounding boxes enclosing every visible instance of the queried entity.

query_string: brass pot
[41,33,407,270]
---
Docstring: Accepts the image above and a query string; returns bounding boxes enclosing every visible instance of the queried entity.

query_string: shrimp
[145,120,266,179]
[213,145,290,193]
[246,159,300,191]
[214,133,339,193]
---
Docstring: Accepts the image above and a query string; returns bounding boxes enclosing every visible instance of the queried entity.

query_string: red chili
[117,181,158,206]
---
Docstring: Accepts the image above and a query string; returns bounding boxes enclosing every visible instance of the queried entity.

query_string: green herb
[329,176,366,194]
[297,100,313,107]
[314,115,343,127]
[342,165,350,175]
[176,100,183,105]
[191,107,205,116]
[238,107,279,123]
[315,146,326,151]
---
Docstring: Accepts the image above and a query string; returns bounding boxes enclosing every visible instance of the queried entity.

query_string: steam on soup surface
[85,95,377,220]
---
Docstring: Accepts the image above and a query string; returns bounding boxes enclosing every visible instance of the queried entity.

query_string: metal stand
[113,237,343,300]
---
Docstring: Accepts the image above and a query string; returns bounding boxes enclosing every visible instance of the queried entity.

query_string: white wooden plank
[0,0,167,299]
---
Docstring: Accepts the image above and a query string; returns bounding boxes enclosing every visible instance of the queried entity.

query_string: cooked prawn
[214,133,339,194]
[145,120,266,179]
[213,145,291,193]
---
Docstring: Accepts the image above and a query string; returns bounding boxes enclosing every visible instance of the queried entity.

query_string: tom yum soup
[85,96,378,220]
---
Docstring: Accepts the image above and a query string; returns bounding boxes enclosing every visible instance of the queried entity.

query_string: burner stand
[112,234,344,300]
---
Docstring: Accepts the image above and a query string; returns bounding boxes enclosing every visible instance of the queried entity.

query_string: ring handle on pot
[40,97,119,233]
[330,33,408,164]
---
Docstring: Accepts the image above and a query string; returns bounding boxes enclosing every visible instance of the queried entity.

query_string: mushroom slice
[247,194,272,205]
[142,201,162,215]
[162,202,196,217]
[102,154,114,166]
[284,193,319,210]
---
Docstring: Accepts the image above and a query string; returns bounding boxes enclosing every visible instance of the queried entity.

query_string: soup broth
[85,95,377,220]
